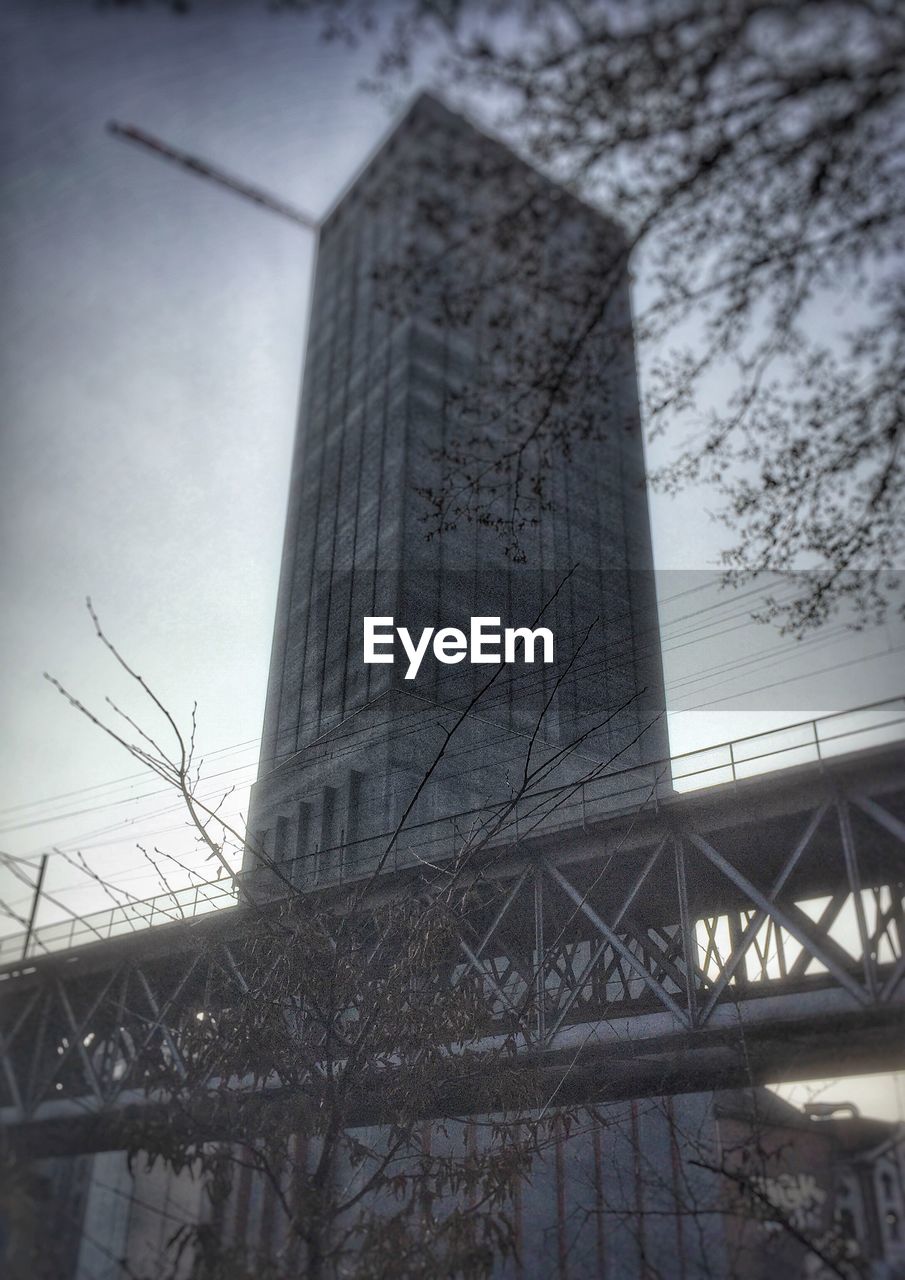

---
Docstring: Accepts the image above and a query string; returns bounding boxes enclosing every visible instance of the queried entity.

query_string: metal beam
[686,832,870,1005]
[543,860,690,1026]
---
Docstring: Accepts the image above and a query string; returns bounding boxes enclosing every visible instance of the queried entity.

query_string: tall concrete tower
[246,94,668,885]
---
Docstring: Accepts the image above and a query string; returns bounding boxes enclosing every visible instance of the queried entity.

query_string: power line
[670,646,905,713]
[5,658,901,884]
[0,573,790,825]
[7,675,903,946]
[2,582,896,874]
[0,617,854,894]
[0,576,804,833]
[2,622,898,863]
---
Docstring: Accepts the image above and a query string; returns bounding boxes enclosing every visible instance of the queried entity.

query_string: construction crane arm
[108,121,320,232]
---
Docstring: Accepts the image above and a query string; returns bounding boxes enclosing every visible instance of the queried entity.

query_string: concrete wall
[63,1095,728,1279]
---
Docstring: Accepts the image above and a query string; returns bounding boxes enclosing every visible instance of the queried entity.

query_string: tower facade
[246,94,667,884]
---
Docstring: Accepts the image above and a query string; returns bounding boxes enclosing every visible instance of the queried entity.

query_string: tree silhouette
[310,0,905,633]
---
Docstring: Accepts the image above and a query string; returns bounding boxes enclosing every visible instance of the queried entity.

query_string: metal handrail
[2,694,903,966]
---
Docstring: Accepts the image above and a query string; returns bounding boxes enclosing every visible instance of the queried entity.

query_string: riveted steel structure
[3,738,903,1160]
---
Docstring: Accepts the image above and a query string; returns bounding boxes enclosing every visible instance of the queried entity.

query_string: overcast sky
[1,1,902,1116]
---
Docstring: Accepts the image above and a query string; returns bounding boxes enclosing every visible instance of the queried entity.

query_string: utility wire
[0,577,836,834]
[0,574,773,820]
[4,666,902,928]
[3,638,901,871]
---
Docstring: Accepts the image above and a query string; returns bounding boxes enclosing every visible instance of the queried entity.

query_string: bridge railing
[671,696,905,790]
[6,877,240,963]
[2,694,903,968]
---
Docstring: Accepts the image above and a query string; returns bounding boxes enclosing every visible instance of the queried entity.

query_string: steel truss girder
[2,758,904,1144]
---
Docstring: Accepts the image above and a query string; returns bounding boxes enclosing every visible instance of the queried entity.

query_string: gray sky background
[1,1,902,1116]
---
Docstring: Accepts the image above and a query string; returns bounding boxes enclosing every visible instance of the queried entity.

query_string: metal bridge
[2,701,904,1158]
